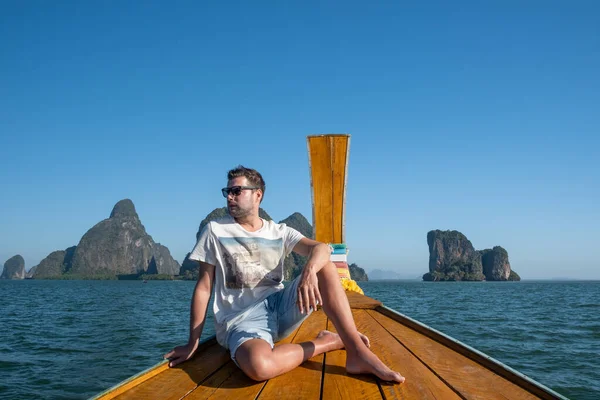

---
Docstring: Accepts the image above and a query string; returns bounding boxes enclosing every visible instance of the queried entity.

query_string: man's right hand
[163,341,199,368]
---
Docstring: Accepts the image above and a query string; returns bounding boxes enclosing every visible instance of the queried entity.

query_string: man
[164,166,405,383]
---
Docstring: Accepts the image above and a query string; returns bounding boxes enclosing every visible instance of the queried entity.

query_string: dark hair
[227,165,266,202]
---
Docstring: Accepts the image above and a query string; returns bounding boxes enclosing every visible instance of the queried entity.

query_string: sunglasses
[221,186,259,197]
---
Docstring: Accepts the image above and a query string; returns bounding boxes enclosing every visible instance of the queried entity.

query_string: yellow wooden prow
[307,134,363,294]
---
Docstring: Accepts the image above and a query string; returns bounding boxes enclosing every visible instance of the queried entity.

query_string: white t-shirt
[188,215,304,341]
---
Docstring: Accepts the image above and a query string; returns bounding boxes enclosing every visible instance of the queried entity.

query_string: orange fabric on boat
[332,260,363,295]
[334,261,351,280]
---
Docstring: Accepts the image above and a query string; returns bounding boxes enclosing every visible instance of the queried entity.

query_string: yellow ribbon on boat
[340,277,364,295]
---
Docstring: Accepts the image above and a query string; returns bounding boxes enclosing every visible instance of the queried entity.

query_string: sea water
[0,280,598,399]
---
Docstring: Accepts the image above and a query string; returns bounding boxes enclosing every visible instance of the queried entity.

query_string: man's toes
[388,372,405,383]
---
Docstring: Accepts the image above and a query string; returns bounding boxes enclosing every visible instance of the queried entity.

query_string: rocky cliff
[31,246,76,279]
[179,252,199,280]
[423,230,519,281]
[480,246,520,281]
[1,255,25,279]
[279,212,313,281]
[349,263,368,281]
[424,230,485,281]
[63,199,180,278]
[25,265,37,278]
[280,212,314,239]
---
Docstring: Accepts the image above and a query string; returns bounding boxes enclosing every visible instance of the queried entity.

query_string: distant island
[368,269,418,280]
[423,230,520,281]
[1,199,368,282]
[0,255,25,279]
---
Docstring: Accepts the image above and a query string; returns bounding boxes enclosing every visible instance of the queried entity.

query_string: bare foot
[316,330,370,351]
[346,349,405,383]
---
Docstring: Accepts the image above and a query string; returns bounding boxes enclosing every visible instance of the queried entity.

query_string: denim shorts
[225,275,312,366]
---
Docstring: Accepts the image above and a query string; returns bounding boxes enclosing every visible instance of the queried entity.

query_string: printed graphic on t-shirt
[219,237,284,289]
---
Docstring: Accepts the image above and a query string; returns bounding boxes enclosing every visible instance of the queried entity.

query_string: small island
[0,255,25,280]
[423,230,520,281]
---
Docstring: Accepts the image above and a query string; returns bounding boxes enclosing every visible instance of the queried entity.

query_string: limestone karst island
[423,230,520,281]
[2,201,520,283]
[1,199,367,282]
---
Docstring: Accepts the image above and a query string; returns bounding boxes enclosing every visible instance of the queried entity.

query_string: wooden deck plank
[100,296,553,400]
[113,339,230,400]
[258,310,328,399]
[369,309,541,400]
[95,362,170,400]
[187,364,267,400]
[184,314,306,400]
[354,309,462,400]
[322,313,383,400]
[182,360,243,400]
[346,291,382,309]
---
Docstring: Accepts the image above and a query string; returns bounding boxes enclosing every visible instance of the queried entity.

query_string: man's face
[226,177,260,219]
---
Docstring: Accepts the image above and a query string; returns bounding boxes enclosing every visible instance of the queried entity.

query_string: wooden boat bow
[92,291,566,399]
[91,134,566,399]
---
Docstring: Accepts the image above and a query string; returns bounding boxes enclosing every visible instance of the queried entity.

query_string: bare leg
[235,331,370,381]
[317,262,405,383]
[236,262,404,383]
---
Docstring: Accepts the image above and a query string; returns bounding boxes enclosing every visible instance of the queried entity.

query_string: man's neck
[234,214,263,232]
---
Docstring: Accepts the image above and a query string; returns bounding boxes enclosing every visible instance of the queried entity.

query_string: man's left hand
[297,267,323,314]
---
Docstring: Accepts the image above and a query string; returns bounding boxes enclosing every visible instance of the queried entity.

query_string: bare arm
[164,261,215,367]
[293,237,331,272]
[187,261,215,344]
[293,238,332,313]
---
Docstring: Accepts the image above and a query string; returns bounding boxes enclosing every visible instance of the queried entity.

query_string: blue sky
[1,1,598,279]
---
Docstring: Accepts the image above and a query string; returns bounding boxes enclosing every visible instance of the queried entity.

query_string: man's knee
[235,343,274,381]
[317,261,337,278]
[239,354,273,381]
